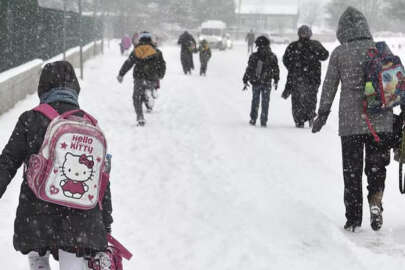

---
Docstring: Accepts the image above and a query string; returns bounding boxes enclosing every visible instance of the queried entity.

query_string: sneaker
[344,221,361,232]
[249,119,256,126]
[370,205,383,231]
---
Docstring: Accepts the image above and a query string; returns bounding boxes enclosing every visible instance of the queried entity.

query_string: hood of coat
[337,7,372,44]
[38,61,80,98]
[135,43,158,59]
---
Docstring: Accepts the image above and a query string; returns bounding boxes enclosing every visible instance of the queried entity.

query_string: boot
[369,191,383,231]
[295,122,304,128]
[344,220,361,232]
[249,119,256,126]
[137,119,146,127]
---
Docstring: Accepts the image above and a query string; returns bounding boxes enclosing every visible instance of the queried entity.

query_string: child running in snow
[0,61,113,269]
[117,31,166,126]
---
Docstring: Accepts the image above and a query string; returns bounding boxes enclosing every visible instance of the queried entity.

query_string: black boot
[295,122,304,128]
[344,220,361,232]
[249,119,256,126]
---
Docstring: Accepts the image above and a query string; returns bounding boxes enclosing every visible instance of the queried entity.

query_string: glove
[105,225,112,234]
[242,83,249,91]
[117,75,123,83]
[311,111,330,133]
[281,90,290,99]
[274,81,278,91]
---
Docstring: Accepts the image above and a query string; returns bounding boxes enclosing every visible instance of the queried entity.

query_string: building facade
[236,3,299,33]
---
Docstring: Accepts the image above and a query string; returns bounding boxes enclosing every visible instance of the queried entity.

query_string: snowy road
[1,40,405,269]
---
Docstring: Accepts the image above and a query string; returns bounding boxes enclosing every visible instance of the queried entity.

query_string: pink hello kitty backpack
[26,104,109,210]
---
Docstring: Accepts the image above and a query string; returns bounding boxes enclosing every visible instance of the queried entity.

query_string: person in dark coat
[246,29,255,54]
[312,7,394,232]
[243,36,280,127]
[0,61,113,268]
[199,39,212,76]
[177,31,197,75]
[282,25,329,128]
[117,31,166,126]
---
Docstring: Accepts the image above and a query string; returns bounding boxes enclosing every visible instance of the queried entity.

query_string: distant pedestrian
[177,31,197,75]
[120,34,132,55]
[246,29,255,54]
[282,25,329,128]
[199,40,212,76]
[243,36,279,127]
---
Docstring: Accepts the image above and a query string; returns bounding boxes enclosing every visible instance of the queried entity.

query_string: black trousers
[181,50,194,74]
[291,80,319,124]
[133,80,156,121]
[250,85,271,124]
[200,60,208,75]
[341,134,390,225]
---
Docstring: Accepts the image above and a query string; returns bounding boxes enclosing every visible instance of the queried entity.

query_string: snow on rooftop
[37,0,94,12]
[237,3,298,15]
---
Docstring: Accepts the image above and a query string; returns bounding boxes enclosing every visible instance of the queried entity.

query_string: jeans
[250,84,271,124]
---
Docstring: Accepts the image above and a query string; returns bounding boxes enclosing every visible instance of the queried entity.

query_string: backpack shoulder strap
[33,104,60,120]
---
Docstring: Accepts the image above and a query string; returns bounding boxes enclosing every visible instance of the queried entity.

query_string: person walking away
[246,29,255,54]
[0,61,113,269]
[120,34,132,55]
[243,36,279,127]
[312,7,394,232]
[199,39,212,76]
[117,31,166,126]
[178,31,197,75]
[282,25,329,128]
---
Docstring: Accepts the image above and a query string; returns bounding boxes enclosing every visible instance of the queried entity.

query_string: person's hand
[312,111,330,133]
[117,75,123,83]
[105,225,112,234]
[242,83,249,91]
[281,90,290,99]
[274,82,278,91]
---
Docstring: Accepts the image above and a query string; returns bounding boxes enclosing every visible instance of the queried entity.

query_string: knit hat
[38,61,80,98]
[298,25,312,39]
[139,31,152,43]
[255,35,270,47]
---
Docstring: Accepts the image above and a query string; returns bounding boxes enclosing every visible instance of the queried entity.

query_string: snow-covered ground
[1,39,405,269]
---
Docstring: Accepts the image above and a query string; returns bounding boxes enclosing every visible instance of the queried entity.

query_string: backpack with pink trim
[25,104,109,210]
[87,234,133,270]
[363,41,405,142]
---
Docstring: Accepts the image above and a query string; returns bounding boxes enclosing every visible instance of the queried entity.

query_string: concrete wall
[0,42,102,115]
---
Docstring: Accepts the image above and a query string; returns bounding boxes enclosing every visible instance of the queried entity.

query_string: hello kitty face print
[26,105,108,210]
[60,153,95,199]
